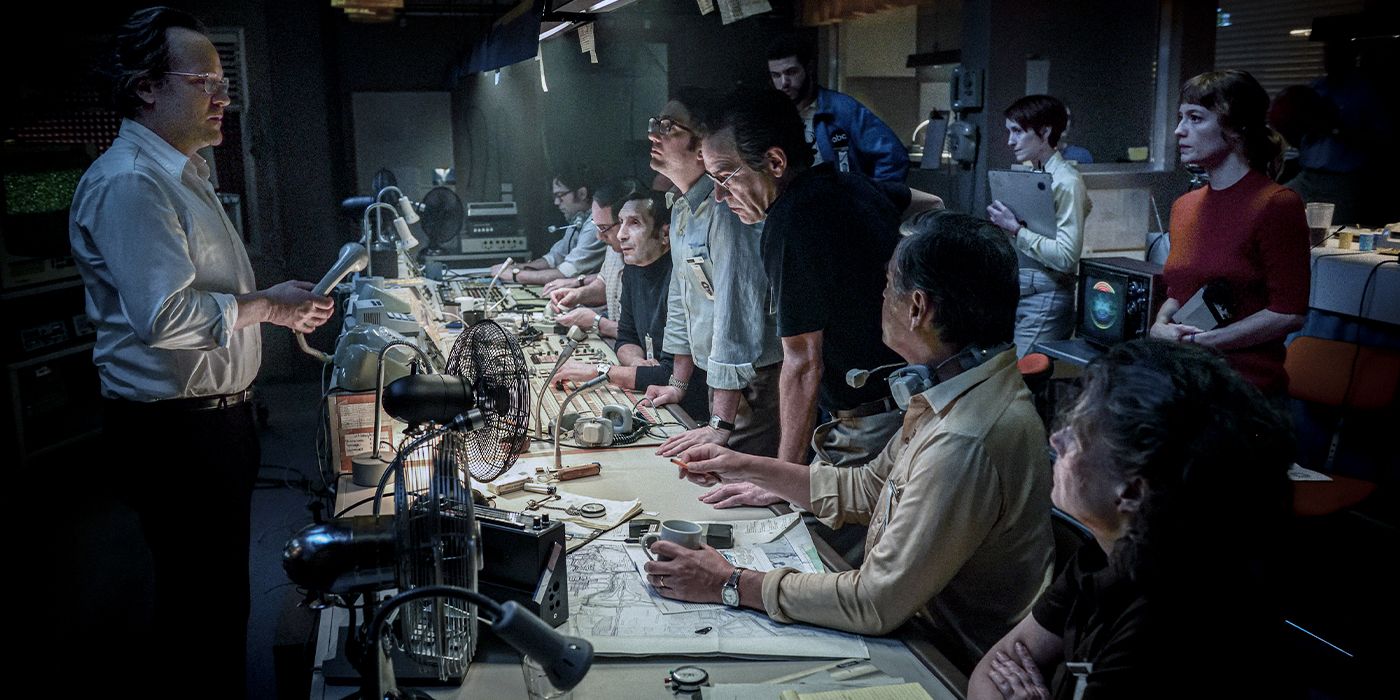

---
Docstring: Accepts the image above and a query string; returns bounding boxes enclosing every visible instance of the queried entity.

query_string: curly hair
[105,7,207,119]
[1062,340,1293,587]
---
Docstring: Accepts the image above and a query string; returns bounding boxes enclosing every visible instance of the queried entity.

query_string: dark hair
[1180,70,1285,178]
[107,6,207,118]
[619,189,670,236]
[1004,94,1069,147]
[701,88,813,175]
[552,164,592,199]
[765,33,814,69]
[667,86,722,150]
[891,211,1018,348]
[1063,340,1293,586]
[592,177,645,219]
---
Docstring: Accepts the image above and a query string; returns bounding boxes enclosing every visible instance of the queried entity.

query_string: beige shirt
[760,350,1055,661]
[1015,150,1092,275]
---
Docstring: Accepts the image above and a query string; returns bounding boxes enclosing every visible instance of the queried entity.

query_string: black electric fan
[416,186,464,258]
[284,321,587,696]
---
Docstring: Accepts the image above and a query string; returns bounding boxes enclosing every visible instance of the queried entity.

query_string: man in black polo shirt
[696,88,943,508]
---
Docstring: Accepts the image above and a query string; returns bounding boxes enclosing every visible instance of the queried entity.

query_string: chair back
[1285,337,1400,410]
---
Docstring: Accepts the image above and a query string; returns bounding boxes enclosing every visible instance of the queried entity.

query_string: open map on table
[563,514,869,659]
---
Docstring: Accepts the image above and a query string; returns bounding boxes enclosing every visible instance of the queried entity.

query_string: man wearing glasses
[491,166,607,286]
[549,177,645,340]
[692,88,942,534]
[67,7,334,692]
[644,88,785,476]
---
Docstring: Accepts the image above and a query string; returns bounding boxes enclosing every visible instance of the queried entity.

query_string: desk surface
[1309,239,1399,324]
[315,443,965,699]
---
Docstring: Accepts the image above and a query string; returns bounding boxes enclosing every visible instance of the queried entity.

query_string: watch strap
[709,415,736,432]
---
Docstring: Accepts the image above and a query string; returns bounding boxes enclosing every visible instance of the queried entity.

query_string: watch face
[722,585,740,607]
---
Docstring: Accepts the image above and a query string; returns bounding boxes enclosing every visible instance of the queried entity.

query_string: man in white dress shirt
[67,7,333,690]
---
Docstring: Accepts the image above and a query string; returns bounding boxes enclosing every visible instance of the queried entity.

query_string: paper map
[564,515,865,658]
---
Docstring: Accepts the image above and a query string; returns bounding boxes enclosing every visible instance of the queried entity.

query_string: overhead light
[538,54,549,92]
[539,21,573,41]
[588,0,623,10]
[1289,28,1311,37]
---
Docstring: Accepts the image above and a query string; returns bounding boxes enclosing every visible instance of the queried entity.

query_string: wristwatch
[721,566,746,608]
[592,312,603,330]
[509,267,522,282]
[576,274,588,286]
[595,362,612,378]
[708,415,736,432]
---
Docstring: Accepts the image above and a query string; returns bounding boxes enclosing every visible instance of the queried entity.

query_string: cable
[334,492,394,519]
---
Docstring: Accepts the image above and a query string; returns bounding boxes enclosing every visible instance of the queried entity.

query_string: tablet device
[989,169,1055,236]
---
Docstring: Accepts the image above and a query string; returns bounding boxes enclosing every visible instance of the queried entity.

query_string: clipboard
[988,169,1055,236]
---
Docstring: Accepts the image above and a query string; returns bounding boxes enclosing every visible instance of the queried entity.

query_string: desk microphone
[846,362,906,389]
[547,223,581,234]
[534,325,590,437]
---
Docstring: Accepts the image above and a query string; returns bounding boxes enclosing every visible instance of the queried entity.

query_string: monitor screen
[1076,257,1165,348]
[1081,272,1126,343]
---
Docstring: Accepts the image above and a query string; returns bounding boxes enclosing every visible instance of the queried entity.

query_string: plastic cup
[1306,202,1336,247]
[522,655,572,700]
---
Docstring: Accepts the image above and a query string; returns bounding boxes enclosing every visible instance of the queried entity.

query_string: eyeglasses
[704,167,742,192]
[552,191,573,203]
[647,116,693,137]
[166,71,230,96]
[596,222,620,236]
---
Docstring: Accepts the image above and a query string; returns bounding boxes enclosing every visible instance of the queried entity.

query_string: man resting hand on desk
[555,191,710,421]
[646,213,1055,669]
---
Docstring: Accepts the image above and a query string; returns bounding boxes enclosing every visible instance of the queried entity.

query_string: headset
[851,343,1012,410]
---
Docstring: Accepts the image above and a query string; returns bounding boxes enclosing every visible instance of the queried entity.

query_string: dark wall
[910,0,1218,222]
[452,2,800,255]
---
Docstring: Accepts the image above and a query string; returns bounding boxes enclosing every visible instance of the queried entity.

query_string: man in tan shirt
[649,211,1055,668]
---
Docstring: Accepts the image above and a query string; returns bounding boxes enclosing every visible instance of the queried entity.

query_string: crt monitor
[1076,257,1166,348]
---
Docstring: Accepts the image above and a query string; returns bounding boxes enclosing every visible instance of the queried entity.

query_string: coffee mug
[641,519,704,561]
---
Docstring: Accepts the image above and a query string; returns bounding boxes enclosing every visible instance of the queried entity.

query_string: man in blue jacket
[766,34,910,183]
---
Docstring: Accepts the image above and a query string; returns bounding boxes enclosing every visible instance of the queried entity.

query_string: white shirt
[69,119,260,401]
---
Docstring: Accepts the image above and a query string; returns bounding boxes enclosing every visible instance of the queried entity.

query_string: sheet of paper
[718,0,772,25]
[564,540,868,659]
[1288,463,1333,482]
[705,679,906,700]
[624,543,775,614]
[786,682,935,700]
[713,511,801,546]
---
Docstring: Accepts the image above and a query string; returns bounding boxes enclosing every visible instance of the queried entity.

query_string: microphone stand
[533,326,589,439]
[553,374,609,471]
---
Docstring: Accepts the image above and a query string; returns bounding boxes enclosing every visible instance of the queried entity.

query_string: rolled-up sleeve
[557,218,605,277]
[79,171,234,350]
[761,433,1002,635]
[705,214,773,390]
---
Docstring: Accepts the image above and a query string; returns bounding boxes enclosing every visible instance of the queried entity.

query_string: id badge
[685,256,716,301]
[644,333,655,361]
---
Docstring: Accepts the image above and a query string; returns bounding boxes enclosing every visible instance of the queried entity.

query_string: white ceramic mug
[641,519,703,561]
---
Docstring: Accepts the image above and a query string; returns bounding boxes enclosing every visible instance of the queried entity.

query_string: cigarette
[670,458,689,470]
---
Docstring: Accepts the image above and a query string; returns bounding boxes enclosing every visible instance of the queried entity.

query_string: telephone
[950,121,979,164]
[951,66,984,110]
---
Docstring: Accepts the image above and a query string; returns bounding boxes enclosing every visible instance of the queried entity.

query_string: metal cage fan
[283,319,534,691]
[417,186,464,258]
